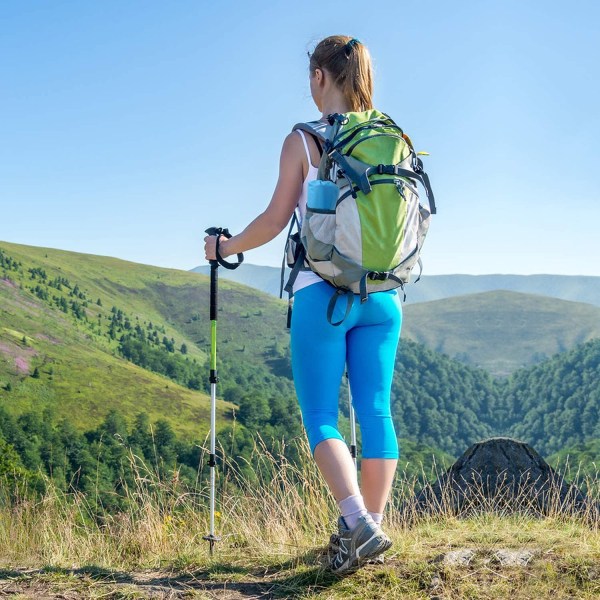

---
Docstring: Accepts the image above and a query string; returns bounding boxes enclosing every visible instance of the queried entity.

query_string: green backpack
[283,109,436,326]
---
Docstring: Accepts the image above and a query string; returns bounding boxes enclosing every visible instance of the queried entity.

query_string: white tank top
[293,130,324,293]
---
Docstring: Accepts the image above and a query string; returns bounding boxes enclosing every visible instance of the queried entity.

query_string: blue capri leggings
[290,280,402,459]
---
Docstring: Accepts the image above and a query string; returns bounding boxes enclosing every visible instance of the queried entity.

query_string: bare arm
[204,132,305,260]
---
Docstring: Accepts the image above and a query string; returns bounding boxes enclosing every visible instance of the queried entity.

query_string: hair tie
[344,38,361,57]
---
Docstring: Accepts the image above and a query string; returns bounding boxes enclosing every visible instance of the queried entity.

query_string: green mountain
[402,291,600,376]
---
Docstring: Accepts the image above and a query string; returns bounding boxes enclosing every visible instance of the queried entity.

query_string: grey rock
[585,566,600,581]
[492,549,535,566]
[401,437,600,522]
[433,549,476,566]
[444,549,476,566]
[428,573,443,589]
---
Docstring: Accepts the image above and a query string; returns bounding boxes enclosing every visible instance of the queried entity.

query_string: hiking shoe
[328,516,350,557]
[329,515,392,574]
[329,517,385,565]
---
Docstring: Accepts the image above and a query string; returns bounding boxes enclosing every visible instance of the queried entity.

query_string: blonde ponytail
[309,35,374,112]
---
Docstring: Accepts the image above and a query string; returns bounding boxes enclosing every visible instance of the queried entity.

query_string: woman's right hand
[204,234,229,261]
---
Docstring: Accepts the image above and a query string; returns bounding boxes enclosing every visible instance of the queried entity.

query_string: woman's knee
[306,424,345,455]
[359,417,399,459]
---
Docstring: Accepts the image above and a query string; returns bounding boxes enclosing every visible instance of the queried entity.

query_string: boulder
[402,437,599,522]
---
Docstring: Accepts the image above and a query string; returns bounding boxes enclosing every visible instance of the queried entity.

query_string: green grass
[0,437,599,599]
[0,239,292,370]
[2,331,232,438]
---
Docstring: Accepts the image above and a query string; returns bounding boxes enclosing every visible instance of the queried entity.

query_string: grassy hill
[402,290,600,376]
[0,240,269,438]
[192,263,290,300]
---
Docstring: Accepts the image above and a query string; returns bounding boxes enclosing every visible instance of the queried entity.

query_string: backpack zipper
[333,120,402,150]
[343,131,406,156]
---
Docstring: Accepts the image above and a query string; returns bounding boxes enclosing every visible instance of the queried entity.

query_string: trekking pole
[345,370,357,466]
[203,227,243,556]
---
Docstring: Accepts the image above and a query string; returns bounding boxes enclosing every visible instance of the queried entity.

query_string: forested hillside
[392,339,498,457]
[501,339,600,456]
[1,240,600,508]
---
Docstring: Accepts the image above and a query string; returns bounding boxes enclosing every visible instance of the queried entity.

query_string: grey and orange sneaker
[329,515,391,574]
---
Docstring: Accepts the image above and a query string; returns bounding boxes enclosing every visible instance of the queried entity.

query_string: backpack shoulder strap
[292,120,328,141]
[293,121,326,157]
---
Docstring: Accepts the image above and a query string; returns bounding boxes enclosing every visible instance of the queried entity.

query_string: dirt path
[0,567,272,599]
[2,548,600,599]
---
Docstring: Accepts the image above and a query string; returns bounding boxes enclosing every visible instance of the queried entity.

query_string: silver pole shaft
[349,391,357,466]
[346,371,357,466]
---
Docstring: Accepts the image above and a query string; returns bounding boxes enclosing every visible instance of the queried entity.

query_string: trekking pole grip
[209,263,218,321]
[205,227,244,271]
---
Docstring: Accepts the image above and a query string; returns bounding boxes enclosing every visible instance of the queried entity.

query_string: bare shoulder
[279,130,307,178]
[281,130,304,154]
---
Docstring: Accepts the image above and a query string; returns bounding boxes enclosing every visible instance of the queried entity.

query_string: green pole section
[211,320,217,370]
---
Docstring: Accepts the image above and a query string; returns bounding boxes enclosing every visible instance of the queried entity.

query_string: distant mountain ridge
[191,264,600,307]
[402,290,600,376]
[192,264,600,375]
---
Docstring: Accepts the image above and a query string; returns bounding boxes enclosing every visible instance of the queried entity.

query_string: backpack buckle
[327,113,349,126]
[368,271,389,281]
[412,154,423,173]
[377,164,384,175]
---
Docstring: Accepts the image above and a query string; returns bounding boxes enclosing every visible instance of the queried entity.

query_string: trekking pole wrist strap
[216,234,243,270]
[205,227,244,270]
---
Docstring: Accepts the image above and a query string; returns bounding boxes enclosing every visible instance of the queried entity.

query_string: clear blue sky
[1,0,599,275]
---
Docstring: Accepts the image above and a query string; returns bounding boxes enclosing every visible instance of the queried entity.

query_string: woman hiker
[204,35,402,573]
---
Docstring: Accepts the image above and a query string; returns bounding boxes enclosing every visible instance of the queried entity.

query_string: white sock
[338,494,368,530]
[369,511,383,526]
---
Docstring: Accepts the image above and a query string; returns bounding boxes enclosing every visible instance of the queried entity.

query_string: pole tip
[203,533,221,555]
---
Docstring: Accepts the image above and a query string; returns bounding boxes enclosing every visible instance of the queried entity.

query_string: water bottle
[307,180,338,211]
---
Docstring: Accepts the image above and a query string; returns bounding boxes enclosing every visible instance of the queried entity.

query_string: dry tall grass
[0,435,598,574]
